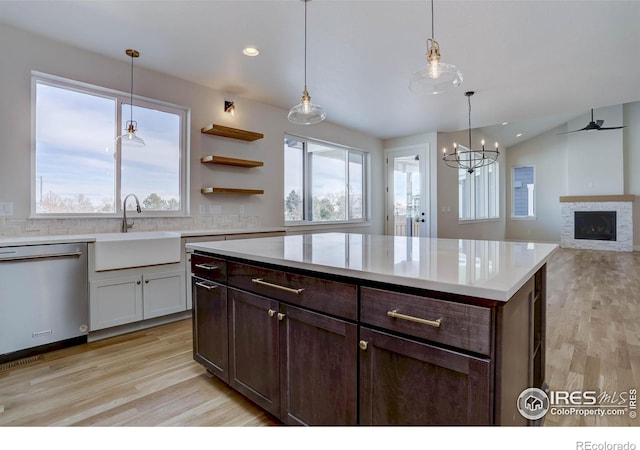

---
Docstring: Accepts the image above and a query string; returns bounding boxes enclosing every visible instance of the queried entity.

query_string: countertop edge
[186,240,559,302]
[0,227,286,247]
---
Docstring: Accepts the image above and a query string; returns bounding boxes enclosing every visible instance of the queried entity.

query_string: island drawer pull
[387,309,442,328]
[195,263,219,271]
[251,278,304,295]
[195,281,218,291]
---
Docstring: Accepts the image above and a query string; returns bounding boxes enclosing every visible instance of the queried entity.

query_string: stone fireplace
[560,195,634,252]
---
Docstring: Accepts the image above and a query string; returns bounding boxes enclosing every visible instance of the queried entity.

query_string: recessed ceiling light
[502,122,509,126]
[243,47,260,57]
[516,133,523,137]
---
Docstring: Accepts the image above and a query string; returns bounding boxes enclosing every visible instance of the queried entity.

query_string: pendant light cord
[304,0,308,89]
[468,93,472,148]
[431,0,434,40]
[129,52,134,123]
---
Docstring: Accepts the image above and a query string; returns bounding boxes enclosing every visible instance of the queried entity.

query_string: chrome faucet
[122,193,142,233]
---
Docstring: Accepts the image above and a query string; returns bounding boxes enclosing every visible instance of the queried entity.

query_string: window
[512,165,535,218]
[32,73,188,216]
[284,135,367,224]
[459,159,499,221]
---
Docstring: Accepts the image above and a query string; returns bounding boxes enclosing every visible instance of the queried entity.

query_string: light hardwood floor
[0,247,638,426]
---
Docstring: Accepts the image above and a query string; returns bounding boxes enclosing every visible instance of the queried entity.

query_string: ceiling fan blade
[598,126,626,130]
[596,120,604,127]
[556,128,587,135]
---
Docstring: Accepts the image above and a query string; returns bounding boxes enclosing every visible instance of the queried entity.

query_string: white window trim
[30,71,190,218]
[284,133,370,226]
[511,164,536,220]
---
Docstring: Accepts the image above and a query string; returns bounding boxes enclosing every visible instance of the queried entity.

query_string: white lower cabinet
[89,266,185,331]
[142,270,186,319]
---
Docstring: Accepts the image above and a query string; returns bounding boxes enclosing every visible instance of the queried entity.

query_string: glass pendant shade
[288,88,326,125]
[409,60,463,95]
[117,120,145,147]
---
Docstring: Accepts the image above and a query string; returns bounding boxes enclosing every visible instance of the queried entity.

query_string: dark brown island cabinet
[189,239,550,426]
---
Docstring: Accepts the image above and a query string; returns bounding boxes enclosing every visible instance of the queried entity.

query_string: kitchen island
[186,233,558,426]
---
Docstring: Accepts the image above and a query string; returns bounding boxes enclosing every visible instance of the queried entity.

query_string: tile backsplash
[0,215,262,237]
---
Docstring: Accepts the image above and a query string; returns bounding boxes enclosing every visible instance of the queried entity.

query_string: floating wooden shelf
[201,187,264,195]
[201,124,264,141]
[201,155,264,168]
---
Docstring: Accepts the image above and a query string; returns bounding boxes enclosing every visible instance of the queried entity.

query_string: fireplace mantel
[559,195,635,203]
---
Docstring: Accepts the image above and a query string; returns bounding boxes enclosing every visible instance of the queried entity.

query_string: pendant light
[117,49,145,147]
[409,0,462,95]
[442,91,499,174]
[288,0,326,125]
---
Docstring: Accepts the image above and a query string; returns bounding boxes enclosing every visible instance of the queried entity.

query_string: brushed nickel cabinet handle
[267,309,276,317]
[387,309,442,328]
[251,278,304,295]
[277,313,286,321]
[194,263,219,271]
[359,340,368,351]
[195,281,218,291]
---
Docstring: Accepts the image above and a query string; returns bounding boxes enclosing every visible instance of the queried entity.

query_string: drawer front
[191,254,227,283]
[360,287,492,355]
[228,261,357,320]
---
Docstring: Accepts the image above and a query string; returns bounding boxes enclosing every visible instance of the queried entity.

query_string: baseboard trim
[88,310,192,342]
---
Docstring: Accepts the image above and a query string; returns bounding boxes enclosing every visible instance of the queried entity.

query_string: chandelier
[442,91,499,174]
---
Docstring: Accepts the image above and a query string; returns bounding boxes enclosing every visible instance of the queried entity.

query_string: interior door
[386,146,428,237]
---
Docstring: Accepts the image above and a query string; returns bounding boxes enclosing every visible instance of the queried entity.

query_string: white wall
[566,105,624,195]
[623,102,640,250]
[0,24,384,237]
[505,125,568,243]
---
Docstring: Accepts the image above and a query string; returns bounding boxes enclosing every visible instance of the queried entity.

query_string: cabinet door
[280,305,357,425]
[89,275,143,331]
[359,327,492,425]
[192,277,228,382]
[142,269,186,319]
[228,288,280,416]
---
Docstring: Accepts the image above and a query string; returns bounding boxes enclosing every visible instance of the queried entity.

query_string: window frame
[458,160,500,223]
[30,71,190,218]
[284,134,369,226]
[511,164,536,220]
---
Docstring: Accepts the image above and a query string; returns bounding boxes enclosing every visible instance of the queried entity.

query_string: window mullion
[304,141,312,222]
[115,98,123,213]
[345,149,350,221]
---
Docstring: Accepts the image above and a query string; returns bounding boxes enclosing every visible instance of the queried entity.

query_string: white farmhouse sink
[93,231,182,271]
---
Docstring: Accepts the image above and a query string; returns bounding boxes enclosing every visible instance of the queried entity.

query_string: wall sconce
[224,100,236,116]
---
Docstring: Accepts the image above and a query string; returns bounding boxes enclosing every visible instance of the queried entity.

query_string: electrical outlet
[199,205,207,216]
[0,202,13,217]
[210,204,222,214]
[239,204,245,214]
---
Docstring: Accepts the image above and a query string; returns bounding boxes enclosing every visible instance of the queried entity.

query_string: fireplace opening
[574,211,617,241]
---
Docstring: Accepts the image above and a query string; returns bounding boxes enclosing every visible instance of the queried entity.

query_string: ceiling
[1,0,639,145]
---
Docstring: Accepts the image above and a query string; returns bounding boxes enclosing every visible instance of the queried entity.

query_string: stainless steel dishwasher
[0,242,89,363]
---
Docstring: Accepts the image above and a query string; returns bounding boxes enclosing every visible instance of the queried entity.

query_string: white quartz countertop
[0,227,285,248]
[186,233,559,301]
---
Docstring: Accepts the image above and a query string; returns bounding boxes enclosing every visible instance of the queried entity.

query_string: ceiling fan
[558,109,626,134]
